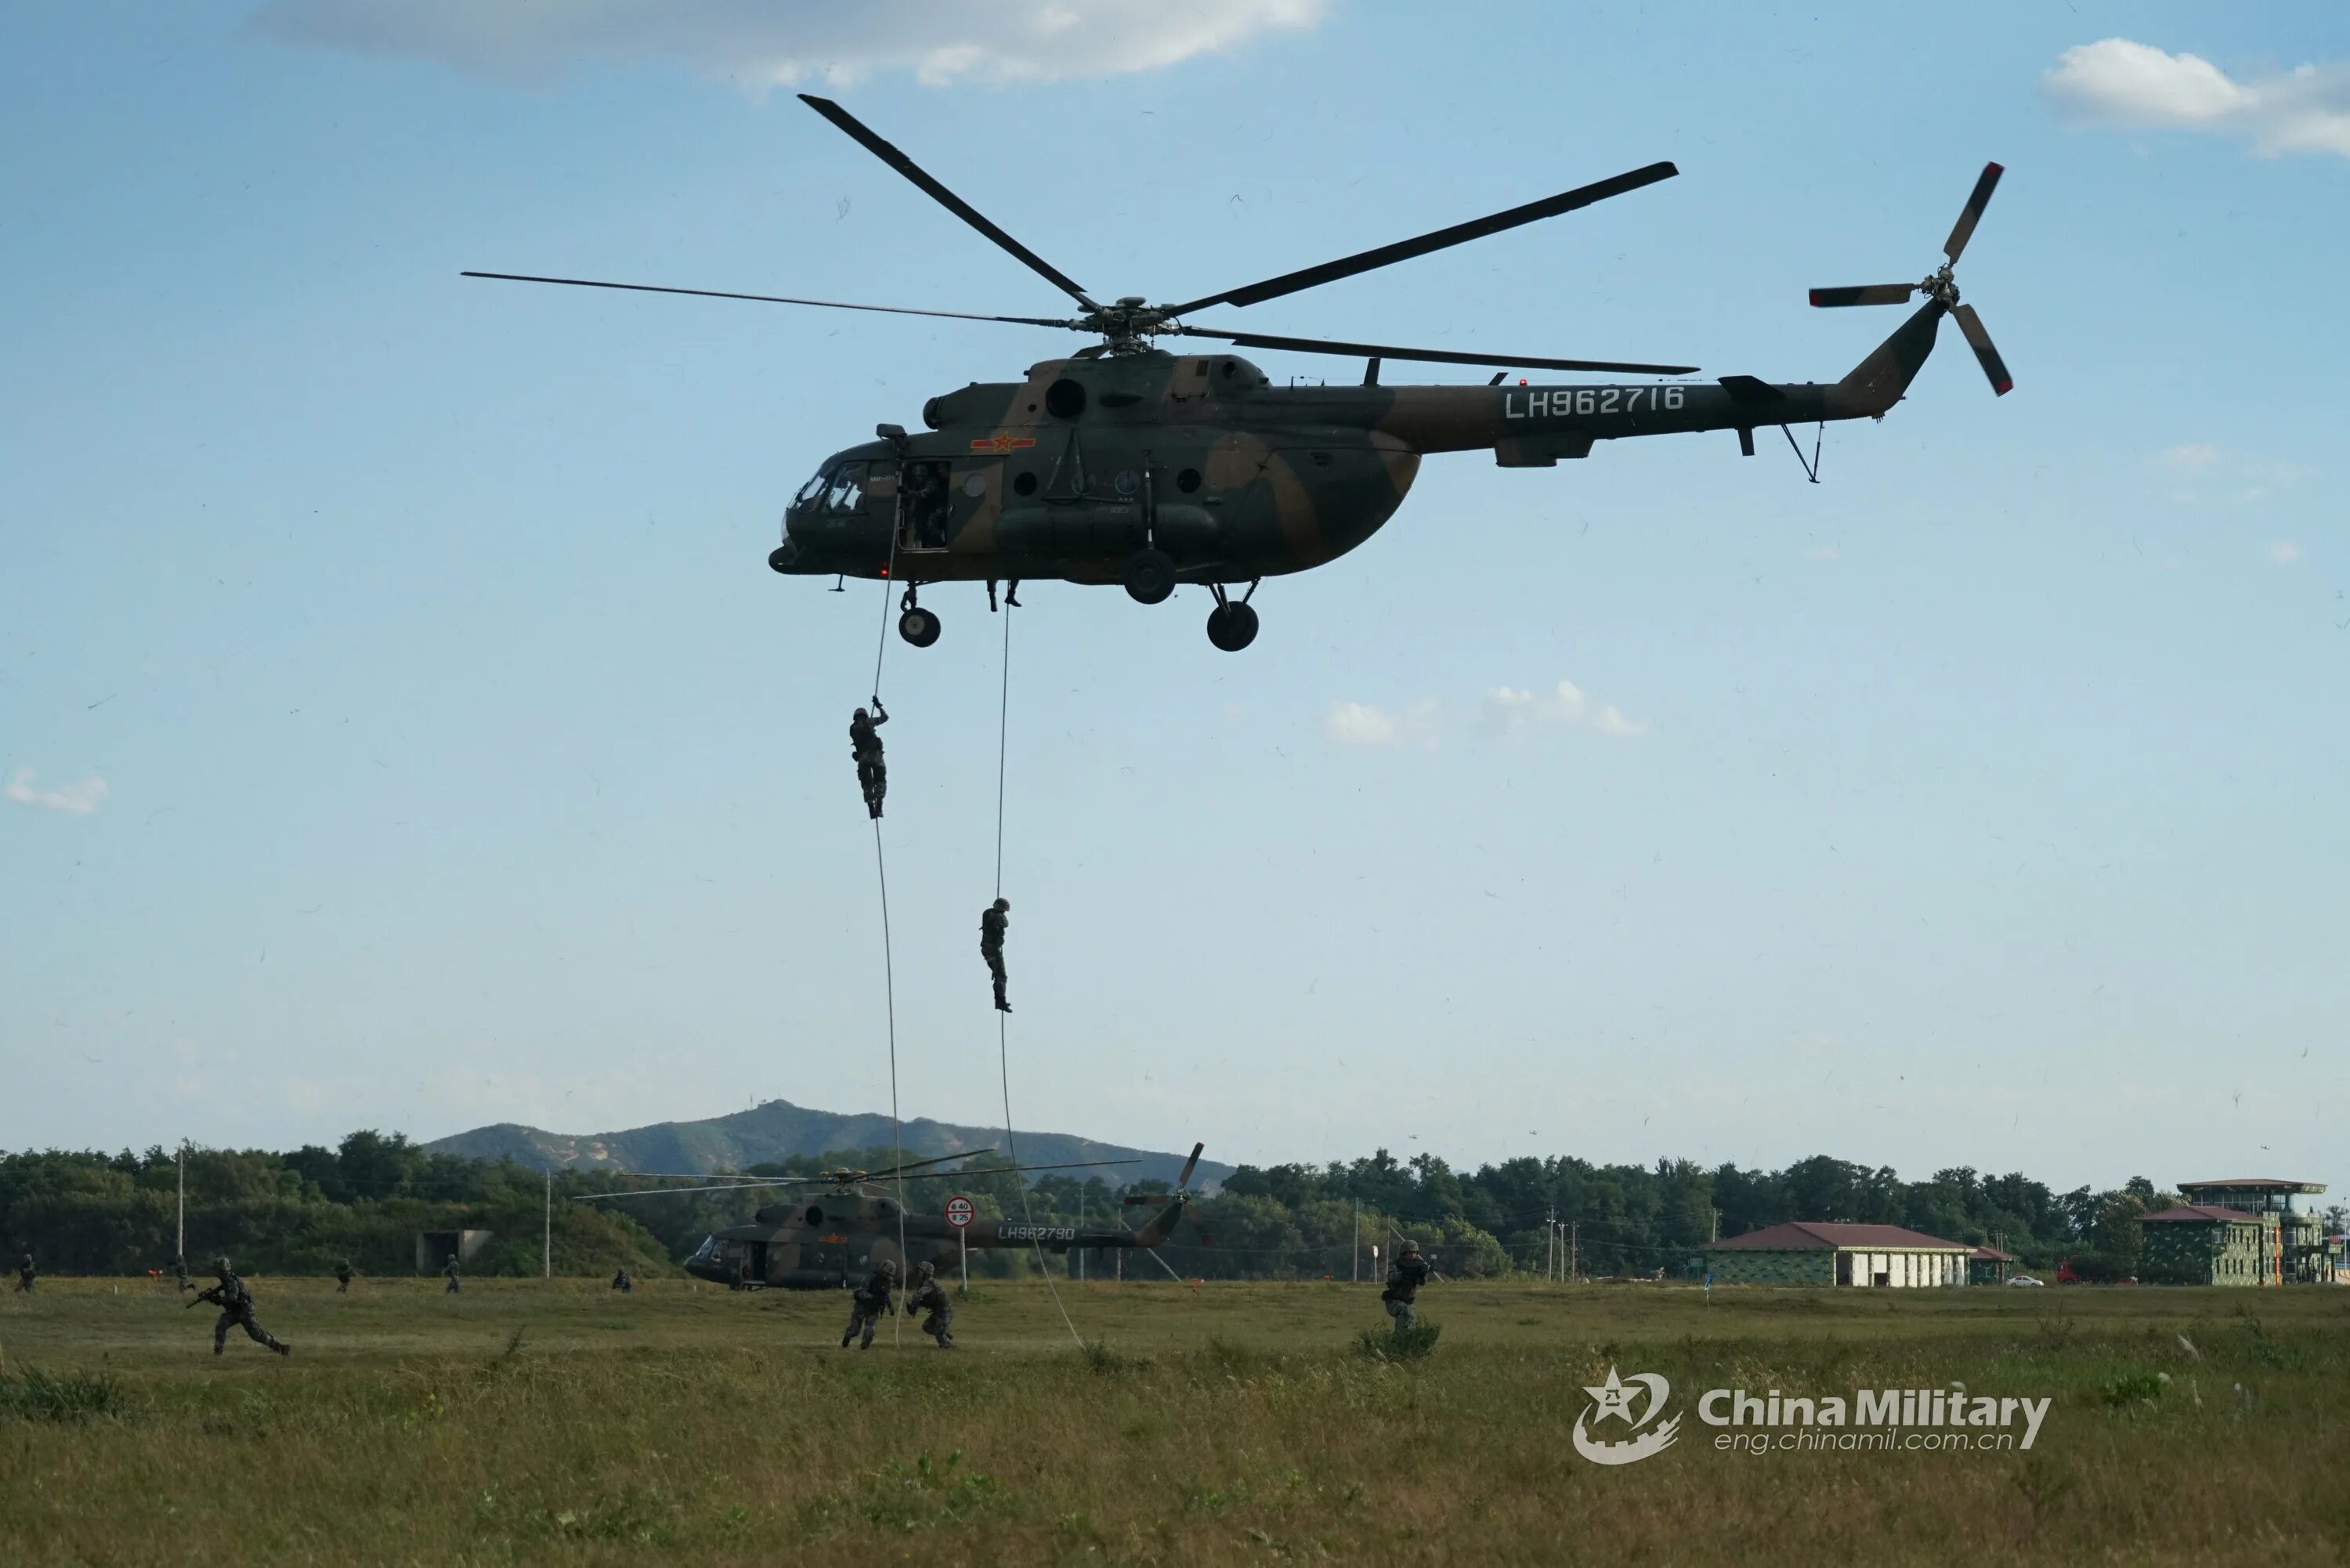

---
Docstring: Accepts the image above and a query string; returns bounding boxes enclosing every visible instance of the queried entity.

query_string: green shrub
[0,1366,141,1422]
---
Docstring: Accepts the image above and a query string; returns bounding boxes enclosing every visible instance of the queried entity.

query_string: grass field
[5,1275,2347,1565]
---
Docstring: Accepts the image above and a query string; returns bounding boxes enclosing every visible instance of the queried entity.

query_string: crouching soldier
[191,1258,290,1358]
[841,1259,897,1350]
[1381,1240,1441,1335]
[611,1268,633,1293]
[905,1260,955,1349]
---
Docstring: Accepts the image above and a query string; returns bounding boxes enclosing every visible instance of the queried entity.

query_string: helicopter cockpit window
[822,462,867,512]
[793,468,829,506]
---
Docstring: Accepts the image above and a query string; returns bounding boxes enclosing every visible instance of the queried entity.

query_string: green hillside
[421,1099,1230,1190]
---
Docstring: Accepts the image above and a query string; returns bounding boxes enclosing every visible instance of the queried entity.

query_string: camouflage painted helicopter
[582,1143,1211,1290]
[469,97,2009,652]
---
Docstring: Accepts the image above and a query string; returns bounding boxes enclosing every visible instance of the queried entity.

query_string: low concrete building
[1704,1222,1973,1287]
[2138,1205,2275,1285]
[414,1228,494,1275]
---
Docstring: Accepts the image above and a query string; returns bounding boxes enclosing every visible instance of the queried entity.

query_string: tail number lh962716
[1506,385,1685,420]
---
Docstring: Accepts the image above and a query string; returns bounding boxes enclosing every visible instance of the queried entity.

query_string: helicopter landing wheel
[898,606,942,648]
[1122,547,1177,606]
[1206,602,1258,652]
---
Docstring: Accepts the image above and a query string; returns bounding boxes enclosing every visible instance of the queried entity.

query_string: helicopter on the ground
[583,1144,1212,1290]
[469,97,2009,652]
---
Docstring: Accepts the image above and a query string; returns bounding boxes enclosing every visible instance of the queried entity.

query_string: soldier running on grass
[15,1250,33,1293]
[443,1253,461,1294]
[190,1258,290,1358]
[841,1259,897,1350]
[334,1258,354,1293]
[905,1259,955,1349]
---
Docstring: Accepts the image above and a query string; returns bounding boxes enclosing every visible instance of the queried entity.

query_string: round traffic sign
[944,1194,975,1229]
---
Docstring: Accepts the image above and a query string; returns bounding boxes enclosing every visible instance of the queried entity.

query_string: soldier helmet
[993,897,1010,912]
[214,1256,232,1275]
[1401,1239,1420,1255]
[878,1259,898,1275]
[854,707,869,721]
[915,1260,936,1279]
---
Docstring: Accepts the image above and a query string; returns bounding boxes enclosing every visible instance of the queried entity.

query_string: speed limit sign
[944,1194,975,1229]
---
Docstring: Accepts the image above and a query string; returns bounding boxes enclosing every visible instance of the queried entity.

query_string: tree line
[16,1129,2315,1281]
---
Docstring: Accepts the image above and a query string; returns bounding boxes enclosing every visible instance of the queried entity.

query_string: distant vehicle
[2006,1274,2044,1288]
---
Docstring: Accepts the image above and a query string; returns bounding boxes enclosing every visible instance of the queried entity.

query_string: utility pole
[1546,1206,1556,1281]
[1353,1199,1361,1284]
[544,1169,552,1279]
[1569,1221,1578,1284]
[176,1142,186,1264]
[960,1227,969,1293]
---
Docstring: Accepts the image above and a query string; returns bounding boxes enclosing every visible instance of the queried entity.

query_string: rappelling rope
[989,602,1085,1350]
[873,821,909,1347]
[867,550,906,1346]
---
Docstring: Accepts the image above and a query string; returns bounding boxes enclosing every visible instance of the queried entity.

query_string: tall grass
[2,1277,2345,1564]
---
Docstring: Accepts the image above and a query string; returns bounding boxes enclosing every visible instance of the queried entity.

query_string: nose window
[822,464,866,512]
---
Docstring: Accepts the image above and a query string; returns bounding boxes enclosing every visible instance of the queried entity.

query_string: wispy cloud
[2160,442,2224,475]
[1326,679,1648,748]
[2157,443,2308,507]
[1804,544,1842,561]
[250,0,1327,88]
[2266,540,2301,566]
[2044,38,2350,159]
[6,768,110,815]
[1322,699,1439,748]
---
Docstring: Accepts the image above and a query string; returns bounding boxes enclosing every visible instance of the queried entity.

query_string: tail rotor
[1810,161,2011,396]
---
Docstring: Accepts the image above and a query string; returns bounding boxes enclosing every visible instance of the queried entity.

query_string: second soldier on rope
[980,897,1011,1013]
[849,699,889,820]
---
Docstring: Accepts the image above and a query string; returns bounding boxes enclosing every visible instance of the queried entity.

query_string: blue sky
[4,2,2345,1197]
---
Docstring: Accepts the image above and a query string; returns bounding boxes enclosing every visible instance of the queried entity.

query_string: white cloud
[1804,544,1841,561]
[2161,442,2224,475]
[249,0,1328,88]
[6,768,110,815]
[2044,38,2350,159]
[2266,540,2301,565]
[1327,679,1647,748]
[1322,699,1439,748]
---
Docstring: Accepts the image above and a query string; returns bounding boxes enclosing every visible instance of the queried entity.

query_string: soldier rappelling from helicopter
[849,699,889,820]
[980,898,1011,1013]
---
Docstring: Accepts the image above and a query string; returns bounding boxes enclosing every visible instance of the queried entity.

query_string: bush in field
[2100,1370,2166,1407]
[1354,1321,1441,1360]
[0,1366,141,1422]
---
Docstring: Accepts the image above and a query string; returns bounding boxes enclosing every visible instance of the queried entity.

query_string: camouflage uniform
[841,1262,896,1349]
[611,1269,633,1292]
[1382,1248,1434,1334]
[980,899,1010,1012]
[849,701,888,819]
[443,1255,461,1294]
[905,1263,955,1349]
[334,1259,353,1293]
[14,1252,32,1292]
[203,1263,290,1357]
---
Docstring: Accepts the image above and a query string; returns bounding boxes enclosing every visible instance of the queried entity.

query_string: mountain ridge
[423,1098,1229,1190]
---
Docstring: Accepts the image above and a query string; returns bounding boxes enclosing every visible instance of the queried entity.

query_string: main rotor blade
[1172,323,1697,376]
[798,94,1094,309]
[902,1158,1141,1180]
[462,272,1076,330]
[864,1147,1001,1180]
[1162,161,1678,316]
[1177,1141,1204,1190]
[1808,284,1917,308]
[1943,162,2003,265]
[574,1179,809,1201]
[1950,302,2012,396]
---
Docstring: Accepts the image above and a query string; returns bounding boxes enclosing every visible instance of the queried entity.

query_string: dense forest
[16,1131,2324,1282]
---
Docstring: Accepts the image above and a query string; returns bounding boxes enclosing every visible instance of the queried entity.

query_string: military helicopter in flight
[582,1143,1212,1290]
[469,96,2009,652]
